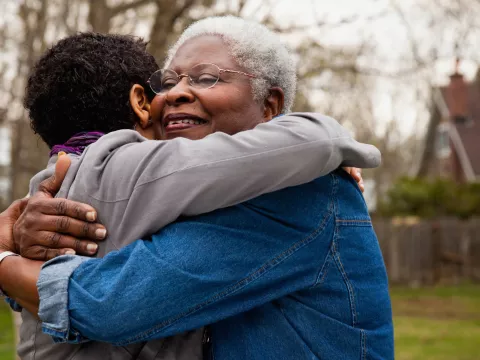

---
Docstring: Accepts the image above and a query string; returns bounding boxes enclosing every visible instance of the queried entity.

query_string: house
[416,60,480,183]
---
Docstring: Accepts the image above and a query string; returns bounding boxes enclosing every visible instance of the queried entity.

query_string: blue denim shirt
[38,171,394,359]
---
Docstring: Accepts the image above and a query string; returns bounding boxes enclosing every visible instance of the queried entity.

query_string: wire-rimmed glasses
[147,63,256,94]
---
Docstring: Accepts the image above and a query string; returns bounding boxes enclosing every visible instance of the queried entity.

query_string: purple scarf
[50,131,105,157]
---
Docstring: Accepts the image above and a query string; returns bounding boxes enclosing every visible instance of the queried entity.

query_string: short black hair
[24,32,159,148]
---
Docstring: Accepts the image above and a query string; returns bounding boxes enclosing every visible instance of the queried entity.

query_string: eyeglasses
[147,63,256,94]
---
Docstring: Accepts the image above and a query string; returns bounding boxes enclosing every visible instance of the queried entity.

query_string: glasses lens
[148,69,179,94]
[189,64,220,89]
[160,69,179,92]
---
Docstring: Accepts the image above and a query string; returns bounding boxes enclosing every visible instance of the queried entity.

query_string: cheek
[150,96,165,120]
[203,87,263,132]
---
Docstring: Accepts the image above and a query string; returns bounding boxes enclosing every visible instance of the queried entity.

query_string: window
[435,123,451,158]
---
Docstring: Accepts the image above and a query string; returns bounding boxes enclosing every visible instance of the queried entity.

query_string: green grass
[392,284,480,360]
[394,316,480,360]
[0,285,479,360]
[0,302,14,360]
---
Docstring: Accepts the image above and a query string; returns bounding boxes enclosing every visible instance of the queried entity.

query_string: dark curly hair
[24,32,159,148]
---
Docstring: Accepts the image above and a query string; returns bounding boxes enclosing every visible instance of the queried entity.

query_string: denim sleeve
[4,298,22,312]
[37,255,91,344]
[48,205,334,346]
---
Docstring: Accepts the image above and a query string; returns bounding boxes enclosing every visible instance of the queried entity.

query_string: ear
[129,84,153,137]
[263,87,284,121]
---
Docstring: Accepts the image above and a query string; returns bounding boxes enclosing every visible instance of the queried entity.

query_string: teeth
[167,119,203,126]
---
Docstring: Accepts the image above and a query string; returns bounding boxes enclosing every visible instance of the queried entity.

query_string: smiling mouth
[163,115,208,132]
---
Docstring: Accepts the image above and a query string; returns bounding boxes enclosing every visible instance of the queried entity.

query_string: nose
[165,77,195,106]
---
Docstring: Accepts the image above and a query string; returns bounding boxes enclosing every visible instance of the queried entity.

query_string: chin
[165,127,212,141]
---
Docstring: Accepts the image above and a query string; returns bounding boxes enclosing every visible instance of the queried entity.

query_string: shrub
[377,177,480,219]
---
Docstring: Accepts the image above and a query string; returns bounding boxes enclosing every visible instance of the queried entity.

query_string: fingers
[29,197,97,223]
[37,154,72,198]
[52,216,106,240]
[358,181,365,193]
[355,169,365,193]
[23,245,85,261]
[343,167,365,193]
[15,211,105,244]
[36,232,99,256]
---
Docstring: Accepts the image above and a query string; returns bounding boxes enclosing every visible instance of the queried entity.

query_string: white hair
[165,16,297,113]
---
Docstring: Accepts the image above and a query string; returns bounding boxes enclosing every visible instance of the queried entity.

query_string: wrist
[0,252,19,297]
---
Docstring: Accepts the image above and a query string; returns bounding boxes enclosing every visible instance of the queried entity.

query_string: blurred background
[0,0,479,359]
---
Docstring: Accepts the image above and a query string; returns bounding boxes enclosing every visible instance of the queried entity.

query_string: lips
[163,113,208,132]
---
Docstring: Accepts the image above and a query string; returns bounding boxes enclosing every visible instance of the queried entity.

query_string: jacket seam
[332,173,358,328]
[312,174,336,287]
[331,234,358,328]
[119,207,334,345]
[361,329,367,360]
[335,219,372,227]
[336,219,371,223]
[313,251,332,287]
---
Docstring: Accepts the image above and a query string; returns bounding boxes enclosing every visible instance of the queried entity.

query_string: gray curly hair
[164,16,297,113]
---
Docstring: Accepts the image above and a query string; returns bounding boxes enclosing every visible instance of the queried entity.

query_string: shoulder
[245,176,335,230]
[78,130,150,173]
[84,130,147,155]
[332,170,371,221]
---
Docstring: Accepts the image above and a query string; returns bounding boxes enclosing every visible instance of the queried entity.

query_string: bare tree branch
[270,9,389,33]
[111,0,153,17]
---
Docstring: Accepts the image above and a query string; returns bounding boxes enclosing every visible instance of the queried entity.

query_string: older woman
[7,30,372,360]
[0,16,393,360]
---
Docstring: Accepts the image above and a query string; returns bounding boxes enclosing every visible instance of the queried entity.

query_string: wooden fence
[373,217,480,286]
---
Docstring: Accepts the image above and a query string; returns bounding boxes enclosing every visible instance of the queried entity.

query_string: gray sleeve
[74,112,380,244]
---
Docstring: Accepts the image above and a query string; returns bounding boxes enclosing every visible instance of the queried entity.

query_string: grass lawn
[0,285,478,360]
[392,285,480,360]
[0,302,14,360]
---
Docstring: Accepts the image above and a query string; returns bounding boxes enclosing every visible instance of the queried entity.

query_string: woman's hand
[13,155,107,261]
[0,198,28,253]
[343,167,364,192]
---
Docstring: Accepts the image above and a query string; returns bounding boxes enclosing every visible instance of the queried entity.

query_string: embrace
[0,16,393,360]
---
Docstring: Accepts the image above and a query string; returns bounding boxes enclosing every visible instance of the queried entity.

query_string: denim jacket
[38,171,394,360]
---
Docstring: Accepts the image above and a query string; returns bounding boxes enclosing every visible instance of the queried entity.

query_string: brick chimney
[445,58,468,120]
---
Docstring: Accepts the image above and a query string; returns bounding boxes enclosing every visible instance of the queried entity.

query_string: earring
[148,118,153,125]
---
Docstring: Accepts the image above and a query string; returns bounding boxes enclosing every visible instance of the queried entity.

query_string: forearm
[0,256,41,315]
[42,213,325,345]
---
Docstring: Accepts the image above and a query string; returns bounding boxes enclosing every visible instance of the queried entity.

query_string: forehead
[168,35,239,71]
